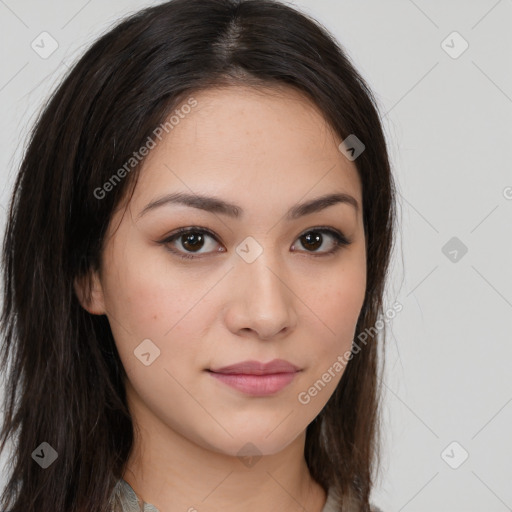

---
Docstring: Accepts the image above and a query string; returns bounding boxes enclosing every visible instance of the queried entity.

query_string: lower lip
[207,371,299,395]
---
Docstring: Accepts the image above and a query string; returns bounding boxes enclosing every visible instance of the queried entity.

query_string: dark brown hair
[0,1,396,510]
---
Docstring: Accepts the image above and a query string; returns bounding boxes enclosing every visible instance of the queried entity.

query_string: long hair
[0,1,396,510]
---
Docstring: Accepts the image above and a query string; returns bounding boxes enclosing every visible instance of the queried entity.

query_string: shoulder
[371,505,384,512]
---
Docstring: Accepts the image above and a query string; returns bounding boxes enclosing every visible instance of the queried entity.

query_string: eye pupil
[182,232,204,251]
[163,227,345,260]
[301,232,322,251]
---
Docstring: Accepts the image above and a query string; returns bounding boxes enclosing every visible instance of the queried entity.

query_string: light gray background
[0,1,511,511]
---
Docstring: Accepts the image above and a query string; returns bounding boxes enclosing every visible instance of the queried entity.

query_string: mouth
[206,359,301,396]
[209,359,300,375]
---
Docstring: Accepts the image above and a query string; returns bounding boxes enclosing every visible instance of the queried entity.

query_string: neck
[121,383,327,512]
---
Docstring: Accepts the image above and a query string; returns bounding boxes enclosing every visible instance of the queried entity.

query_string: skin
[75,85,366,512]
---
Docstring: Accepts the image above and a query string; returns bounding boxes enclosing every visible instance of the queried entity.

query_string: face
[76,85,366,457]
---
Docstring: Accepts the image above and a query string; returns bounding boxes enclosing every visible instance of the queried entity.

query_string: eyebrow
[137,191,359,220]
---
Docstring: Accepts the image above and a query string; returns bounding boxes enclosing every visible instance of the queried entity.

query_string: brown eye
[158,226,351,261]
[180,231,206,252]
[299,232,323,251]
[160,227,224,260]
[292,228,351,256]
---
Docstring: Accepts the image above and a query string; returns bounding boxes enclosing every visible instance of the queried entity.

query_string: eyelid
[157,225,351,260]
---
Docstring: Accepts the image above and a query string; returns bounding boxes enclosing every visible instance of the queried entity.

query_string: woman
[0,0,396,511]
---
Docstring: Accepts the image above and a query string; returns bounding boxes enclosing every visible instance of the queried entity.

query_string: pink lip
[210,359,300,375]
[207,359,301,396]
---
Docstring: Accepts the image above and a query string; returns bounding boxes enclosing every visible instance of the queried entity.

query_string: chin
[197,426,306,460]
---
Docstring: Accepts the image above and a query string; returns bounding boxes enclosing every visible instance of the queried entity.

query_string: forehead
[121,84,362,220]
[177,84,341,158]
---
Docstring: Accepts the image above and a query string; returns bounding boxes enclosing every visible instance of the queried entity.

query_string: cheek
[101,252,195,362]
[102,255,224,390]
[305,254,366,375]
[316,261,366,338]
[296,265,366,410]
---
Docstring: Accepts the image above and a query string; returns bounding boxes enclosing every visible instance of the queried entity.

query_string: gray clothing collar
[110,478,379,512]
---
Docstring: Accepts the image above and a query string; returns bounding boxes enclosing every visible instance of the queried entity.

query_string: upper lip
[209,359,300,375]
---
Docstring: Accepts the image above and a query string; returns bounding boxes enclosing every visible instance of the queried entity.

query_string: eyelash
[157,225,352,261]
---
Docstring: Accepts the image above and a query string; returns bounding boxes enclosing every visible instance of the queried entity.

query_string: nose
[223,244,298,340]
